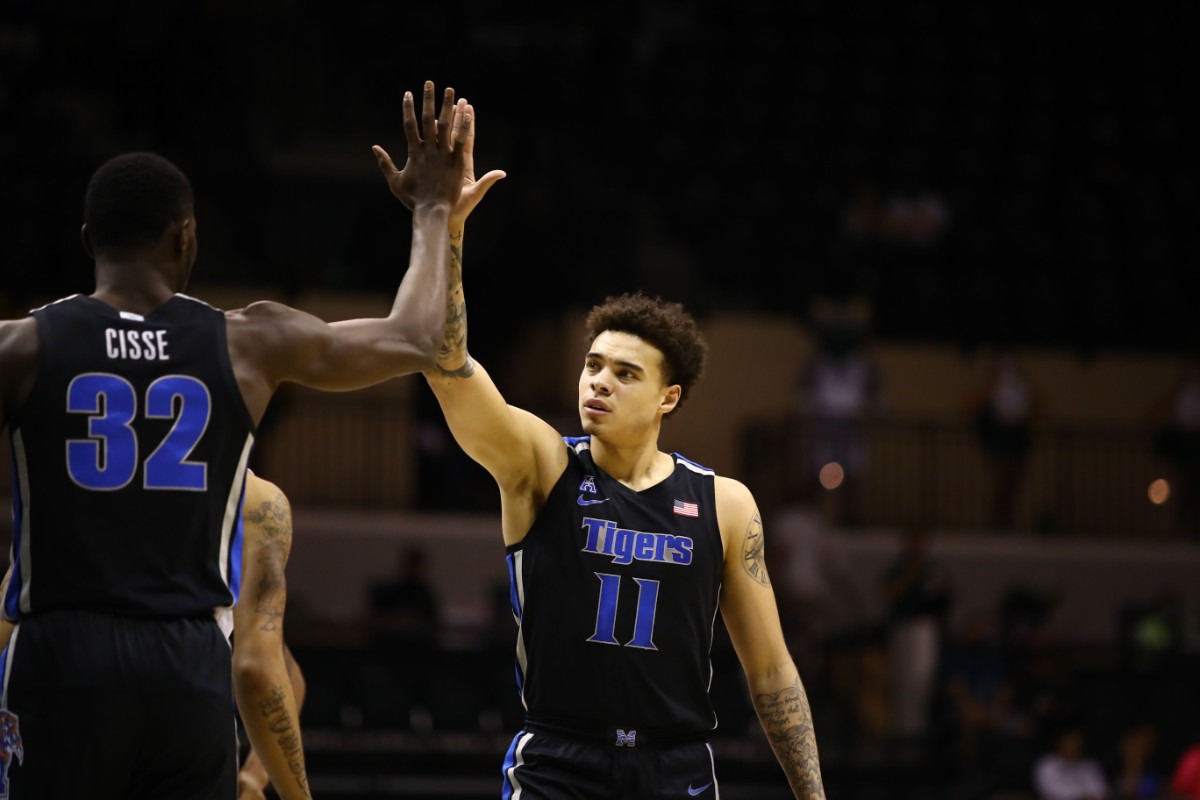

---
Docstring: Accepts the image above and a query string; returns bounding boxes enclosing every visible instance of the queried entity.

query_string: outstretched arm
[227,81,473,424]
[421,103,564,543]
[233,474,310,800]
[717,478,826,800]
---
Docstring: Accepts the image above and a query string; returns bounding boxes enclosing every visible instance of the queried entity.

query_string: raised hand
[373,80,470,211]
[449,102,507,231]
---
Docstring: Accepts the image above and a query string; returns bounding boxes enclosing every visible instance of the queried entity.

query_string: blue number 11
[587,573,661,650]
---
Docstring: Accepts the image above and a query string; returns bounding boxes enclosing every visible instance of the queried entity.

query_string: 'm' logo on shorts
[0,709,24,800]
[614,729,637,747]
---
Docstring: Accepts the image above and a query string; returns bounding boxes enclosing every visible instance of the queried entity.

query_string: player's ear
[661,384,681,415]
[80,224,94,259]
[178,217,197,258]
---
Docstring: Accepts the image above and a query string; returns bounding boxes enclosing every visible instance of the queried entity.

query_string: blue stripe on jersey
[673,452,715,475]
[5,442,25,622]
[506,552,526,695]
[506,553,522,622]
[227,481,247,606]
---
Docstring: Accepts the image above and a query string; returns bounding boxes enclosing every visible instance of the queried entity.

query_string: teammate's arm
[0,317,38,434]
[237,643,307,800]
[233,474,310,800]
[0,562,13,651]
[716,477,827,800]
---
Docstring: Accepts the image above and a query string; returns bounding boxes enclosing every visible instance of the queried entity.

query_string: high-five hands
[373,80,471,211]
[449,102,506,230]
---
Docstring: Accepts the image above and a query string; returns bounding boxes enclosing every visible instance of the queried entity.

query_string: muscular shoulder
[714,475,756,521]
[714,475,761,557]
[243,472,290,521]
[0,317,39,364]
[0,317,39,428]
[225,300,308,337]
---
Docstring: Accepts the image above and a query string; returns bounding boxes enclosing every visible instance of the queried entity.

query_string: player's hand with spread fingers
[449,102,506,231]
[373,80,471,211]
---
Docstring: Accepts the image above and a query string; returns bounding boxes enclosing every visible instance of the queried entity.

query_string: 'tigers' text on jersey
[106,328,170,361]
[580,517,694,566]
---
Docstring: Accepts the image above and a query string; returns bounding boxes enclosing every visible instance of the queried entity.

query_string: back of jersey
[4,294,256,621]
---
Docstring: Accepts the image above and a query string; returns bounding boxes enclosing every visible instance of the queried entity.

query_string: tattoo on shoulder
[741,511,770,586]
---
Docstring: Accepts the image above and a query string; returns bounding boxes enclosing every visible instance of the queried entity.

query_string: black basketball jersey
[3,294,255,622]
[507,436,724,740]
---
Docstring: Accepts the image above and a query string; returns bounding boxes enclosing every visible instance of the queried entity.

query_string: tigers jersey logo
[0,710,23,799]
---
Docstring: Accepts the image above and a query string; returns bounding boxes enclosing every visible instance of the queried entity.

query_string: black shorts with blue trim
[0,609,237,800]
[501,723,719,800]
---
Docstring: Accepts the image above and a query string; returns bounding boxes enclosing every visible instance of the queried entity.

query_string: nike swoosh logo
[688,784,712,796]
[577,495,610,506]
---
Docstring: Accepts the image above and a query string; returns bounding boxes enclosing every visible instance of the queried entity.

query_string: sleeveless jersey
[507,436,724,740]
[4,294,255,621]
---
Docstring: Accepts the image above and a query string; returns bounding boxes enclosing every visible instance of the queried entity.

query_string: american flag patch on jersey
[673,499,699,517]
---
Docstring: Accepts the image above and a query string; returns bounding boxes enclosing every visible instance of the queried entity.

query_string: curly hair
[84,152,193,253]
[584,291,707,417]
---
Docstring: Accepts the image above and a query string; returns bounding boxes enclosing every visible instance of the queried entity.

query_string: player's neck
[590,438,671,491]
[92,266,179,316]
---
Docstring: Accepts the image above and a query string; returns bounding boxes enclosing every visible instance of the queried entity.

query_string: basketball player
[0,80,471,799]
[423,196,827,795]
[0,474,310,800]
[232,472,309,800]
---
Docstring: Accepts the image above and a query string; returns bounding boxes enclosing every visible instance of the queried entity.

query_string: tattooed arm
[715,477,826,800]
[237,643,307,800]
[233,473,311,800]
[422,104,567,547]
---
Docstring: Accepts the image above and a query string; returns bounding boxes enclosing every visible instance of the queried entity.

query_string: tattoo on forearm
[754,678,826,800]
[741,511,770,586]
[258,684,310,796]
[435,241,474,378]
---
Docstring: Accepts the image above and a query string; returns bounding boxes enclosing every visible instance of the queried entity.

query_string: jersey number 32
[65,372,211,492]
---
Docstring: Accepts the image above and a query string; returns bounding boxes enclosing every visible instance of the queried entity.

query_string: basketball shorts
[0,609,237,799]
[501,724,719,799]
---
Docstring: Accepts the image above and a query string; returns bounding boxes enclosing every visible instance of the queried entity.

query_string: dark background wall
[2,1,1197,359]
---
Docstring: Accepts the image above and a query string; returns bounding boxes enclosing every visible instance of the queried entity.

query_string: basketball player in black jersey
[0,80,478,799]
[423,158,826,798]
[0,472,309,799]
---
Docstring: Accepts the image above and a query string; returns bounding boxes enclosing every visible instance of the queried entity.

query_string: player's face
[577,331,678,440]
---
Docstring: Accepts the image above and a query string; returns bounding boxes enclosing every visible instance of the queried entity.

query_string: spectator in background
[940,607,1033,781]
[1033,719,1110,800]
[1151,355,1200,538]
[769,501,863,680]
[1110,719,1165,800]
[795,295,887,527]
[879,524,952,745]
[972,347,1042,531]
[1169,740,1200,800]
